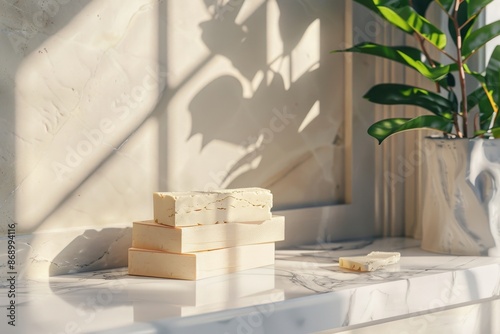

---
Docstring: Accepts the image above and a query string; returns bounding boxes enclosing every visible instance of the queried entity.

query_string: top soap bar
[153,188,273,227]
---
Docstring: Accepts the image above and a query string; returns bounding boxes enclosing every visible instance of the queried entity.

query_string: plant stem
[459,13,478,30]
[453,113,463,137]
[414,33,442,93]
[453,0,468,137]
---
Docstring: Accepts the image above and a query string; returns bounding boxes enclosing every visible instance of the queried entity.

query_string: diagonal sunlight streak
[3,0,353,282]
[15,0,160,233]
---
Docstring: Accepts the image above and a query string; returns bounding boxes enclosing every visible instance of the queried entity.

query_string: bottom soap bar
[339,251,401,272]
[128,243,275,280]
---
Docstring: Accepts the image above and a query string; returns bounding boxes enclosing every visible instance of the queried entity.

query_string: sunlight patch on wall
[14,0,160,233]
[266,0,286,87]
[291,18,320,83]
[298,100,320,133]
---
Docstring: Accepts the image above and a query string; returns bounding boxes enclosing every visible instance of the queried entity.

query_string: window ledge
[11,238,500,333]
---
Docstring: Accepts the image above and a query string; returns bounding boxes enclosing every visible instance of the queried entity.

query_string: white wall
[0,0,371,277]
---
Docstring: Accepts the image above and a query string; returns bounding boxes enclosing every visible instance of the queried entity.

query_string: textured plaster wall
[0,0,351,277]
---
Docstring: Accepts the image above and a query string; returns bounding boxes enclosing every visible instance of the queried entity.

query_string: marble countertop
[2,238,500,334]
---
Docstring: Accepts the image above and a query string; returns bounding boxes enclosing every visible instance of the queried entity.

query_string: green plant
[334,0,500,143]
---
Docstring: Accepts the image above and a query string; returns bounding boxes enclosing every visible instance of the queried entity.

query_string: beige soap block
[132,215,284,253]
[339,251,401,272]
[128,243,275,280]
[153,188,272,227]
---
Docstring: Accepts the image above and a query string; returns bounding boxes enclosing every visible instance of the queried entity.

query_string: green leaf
[446,73,456,87]
[467,86,494,130]
[485,45,500,81]
[479,92,496,129]
[467,85,497,130]
[468,86,484,110]
[436,0,454,12]
[465,68,487,84]
[492,127,500,138]
[485,45,500,107]
[364,83,455,119]
[368,116,454,144]
[474,46,500,130]
[333,42,422,60]
[468,85,488,108]
[401,6,446,49]
[411,0,433,16]
[435,73,456,90]
[466,0,494,17]
[398,52,451,80]
[352,0,409,15]
[351,2,447,50]
[378,6,413,33]
[373,0,408,5]
[332,42,450,81]
[447,89,458,113]
[463,20,500,58]
[477,127,500,138]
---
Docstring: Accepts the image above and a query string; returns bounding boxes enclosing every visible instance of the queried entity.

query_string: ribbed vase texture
[421,138,500,256]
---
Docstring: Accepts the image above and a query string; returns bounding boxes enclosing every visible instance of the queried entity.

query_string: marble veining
[1,238,499,334]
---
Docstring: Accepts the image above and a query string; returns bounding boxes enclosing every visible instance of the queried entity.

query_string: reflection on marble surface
[1,238,499,334]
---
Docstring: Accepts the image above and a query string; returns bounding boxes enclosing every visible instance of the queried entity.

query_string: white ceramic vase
[420,138,500,256]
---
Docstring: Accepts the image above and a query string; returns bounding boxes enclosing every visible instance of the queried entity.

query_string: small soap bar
[153,188,273,227]
[128,243,275,280]
[133,215,284,253]
[339,251,401,272]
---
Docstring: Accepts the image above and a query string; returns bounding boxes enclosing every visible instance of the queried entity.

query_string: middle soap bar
[132,216,285,253]
[153,188,273,227]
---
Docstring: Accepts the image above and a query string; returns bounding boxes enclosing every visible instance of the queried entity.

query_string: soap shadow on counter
[48,227,132,277]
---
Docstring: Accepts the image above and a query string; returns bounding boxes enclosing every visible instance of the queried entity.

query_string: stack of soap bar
[128,188,284,280]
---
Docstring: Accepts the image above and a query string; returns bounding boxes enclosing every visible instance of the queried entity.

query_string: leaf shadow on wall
[0,0,93,233]
[189,0,346,210]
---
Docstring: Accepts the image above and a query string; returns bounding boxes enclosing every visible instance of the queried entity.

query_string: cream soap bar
[153,188,273,227]
[128,243,275,280]
[339,251,401,272]
[132,216,284,253]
